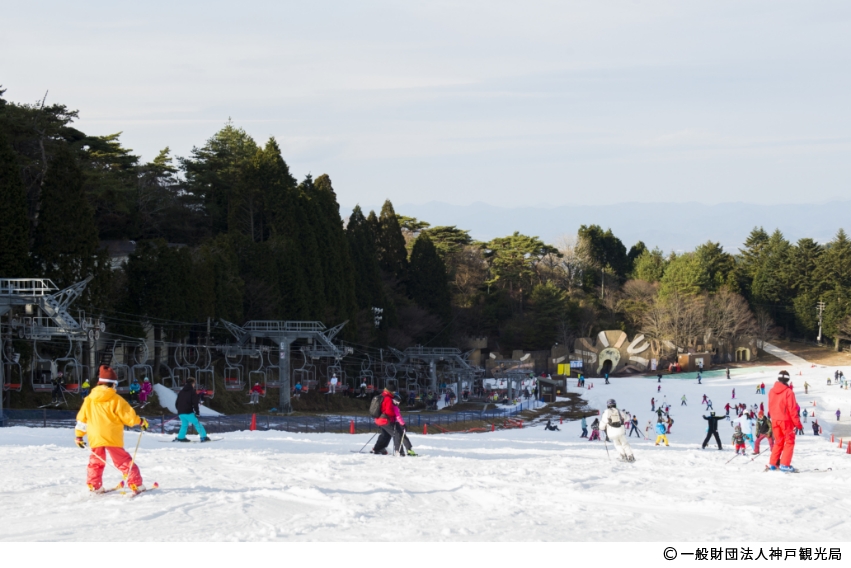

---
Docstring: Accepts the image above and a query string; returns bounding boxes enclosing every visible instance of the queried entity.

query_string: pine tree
[377,200,409,280]
[346,206,384,310]
[32,146,100,289]
[408,234,452,325]
[0,129,30,275]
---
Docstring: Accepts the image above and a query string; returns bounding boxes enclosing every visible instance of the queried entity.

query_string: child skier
[588,418,601,441]
[138,377,152,406]
[753,410,773,454]
[629,416,640,438]
[580,416,588,438]
[654,419,669,446]
[74,365,149,494]
[681,395,687,406]
[732,424,746,455]
[129,378,141,404]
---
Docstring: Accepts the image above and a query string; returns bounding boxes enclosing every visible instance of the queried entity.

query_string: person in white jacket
[600,398,635,462]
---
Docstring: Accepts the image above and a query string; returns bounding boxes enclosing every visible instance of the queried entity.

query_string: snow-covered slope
[1,350,849,542]
[153,383,222,417]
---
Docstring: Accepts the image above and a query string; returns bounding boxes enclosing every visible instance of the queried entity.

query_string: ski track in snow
[2,346,850,541]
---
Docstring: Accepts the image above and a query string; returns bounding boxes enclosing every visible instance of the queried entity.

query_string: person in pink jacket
[138,378,153,405]
[391,395,417,456]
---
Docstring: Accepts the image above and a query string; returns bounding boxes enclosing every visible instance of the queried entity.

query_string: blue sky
[2,1,849,207]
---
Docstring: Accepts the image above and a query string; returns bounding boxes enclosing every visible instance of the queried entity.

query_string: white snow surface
[152,383,222,417]
[2,344,850,542]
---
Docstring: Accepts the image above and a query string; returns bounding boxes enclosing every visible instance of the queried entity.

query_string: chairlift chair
[247,349,267,395]
[2,345,23,392]
[57,358,87,394]
[292,348,315,391]
[194,346,214,399]
[31,340,58,393]
[262,348,281,389]
[223,346,245,391]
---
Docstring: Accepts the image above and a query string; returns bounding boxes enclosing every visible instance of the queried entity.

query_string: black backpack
[369,394,384,418]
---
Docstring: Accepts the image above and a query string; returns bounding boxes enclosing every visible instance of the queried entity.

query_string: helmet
[143,377,150,382]
[778,370,790,383]
[606,398,616,408]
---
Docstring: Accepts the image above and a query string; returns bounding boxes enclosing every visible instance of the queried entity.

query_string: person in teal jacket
[580,416,588,438]
[129,378,141,403]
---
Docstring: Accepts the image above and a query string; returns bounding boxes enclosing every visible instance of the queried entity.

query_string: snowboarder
[580,416,588,438]
[139,378,152,405]
[654,419,669,446]
[249,382,264,404]
[371,385,406,455]
[74,365,149,493]
[681,395,687,406]
[629,416,640,438]
[600,399,635,462]
[732,424,746,455]
[588,418,601,441]
[174,378,211,443]
[768,370,803,472]
[702,412,723,450]
[545,419,560,431]
[129,378,140,403]
[753,410,773,454]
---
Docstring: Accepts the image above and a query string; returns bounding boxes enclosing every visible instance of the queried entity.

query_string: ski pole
[603,437,611,462]
[356,433,377,453]
[724,452,741,465]
[122,427,144,494]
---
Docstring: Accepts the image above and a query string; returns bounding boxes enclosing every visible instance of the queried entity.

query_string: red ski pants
[753,433,774,454]
[769,421,796,467]
[87,446,142,489]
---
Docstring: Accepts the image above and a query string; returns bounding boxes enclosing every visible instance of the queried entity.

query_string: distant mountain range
[345,201,851,253]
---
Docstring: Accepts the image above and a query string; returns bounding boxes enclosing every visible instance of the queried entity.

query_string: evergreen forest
[2,88,851,355]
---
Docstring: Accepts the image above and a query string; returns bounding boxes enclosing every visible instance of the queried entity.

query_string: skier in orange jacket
[75,365,149,493]
[767,370,803,472]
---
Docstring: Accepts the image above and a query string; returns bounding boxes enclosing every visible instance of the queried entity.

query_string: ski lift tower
[221,319,349,414]
[394,346,473,392]
[0,277,91,424]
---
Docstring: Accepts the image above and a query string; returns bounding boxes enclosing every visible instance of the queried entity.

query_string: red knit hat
[98,365,118,384]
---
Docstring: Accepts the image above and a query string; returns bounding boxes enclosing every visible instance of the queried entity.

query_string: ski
[159,439,223,443]
[127,482,159,497]
[763,466,832,474]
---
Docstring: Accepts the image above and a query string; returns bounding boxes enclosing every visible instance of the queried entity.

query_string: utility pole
[816,301,826,344]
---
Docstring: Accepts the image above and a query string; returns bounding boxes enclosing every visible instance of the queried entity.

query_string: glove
[195,413,200,419]
[76,437,86,449]
[139,418,149,431]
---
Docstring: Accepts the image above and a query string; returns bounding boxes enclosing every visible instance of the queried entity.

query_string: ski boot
[407,449,418,457]
[370,448,388,455]
[128,483,147,495]
[174,437,191,443]
[200,436,212,443]
[779,465,798,473]
[88,484,106,494]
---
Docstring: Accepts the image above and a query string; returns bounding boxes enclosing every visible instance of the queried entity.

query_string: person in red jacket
[768,370,804,472]
[371,385,405,455]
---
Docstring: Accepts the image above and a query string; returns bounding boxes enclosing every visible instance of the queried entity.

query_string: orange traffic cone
[519,420,524,429]
[491,422,495,432]
[349,420,355,434]
[839,438,843,449]
[423,424,428,435]
[846,441,851,454]
[831,433,834,443]
[250,413,257,432]
[559,417,563,425]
